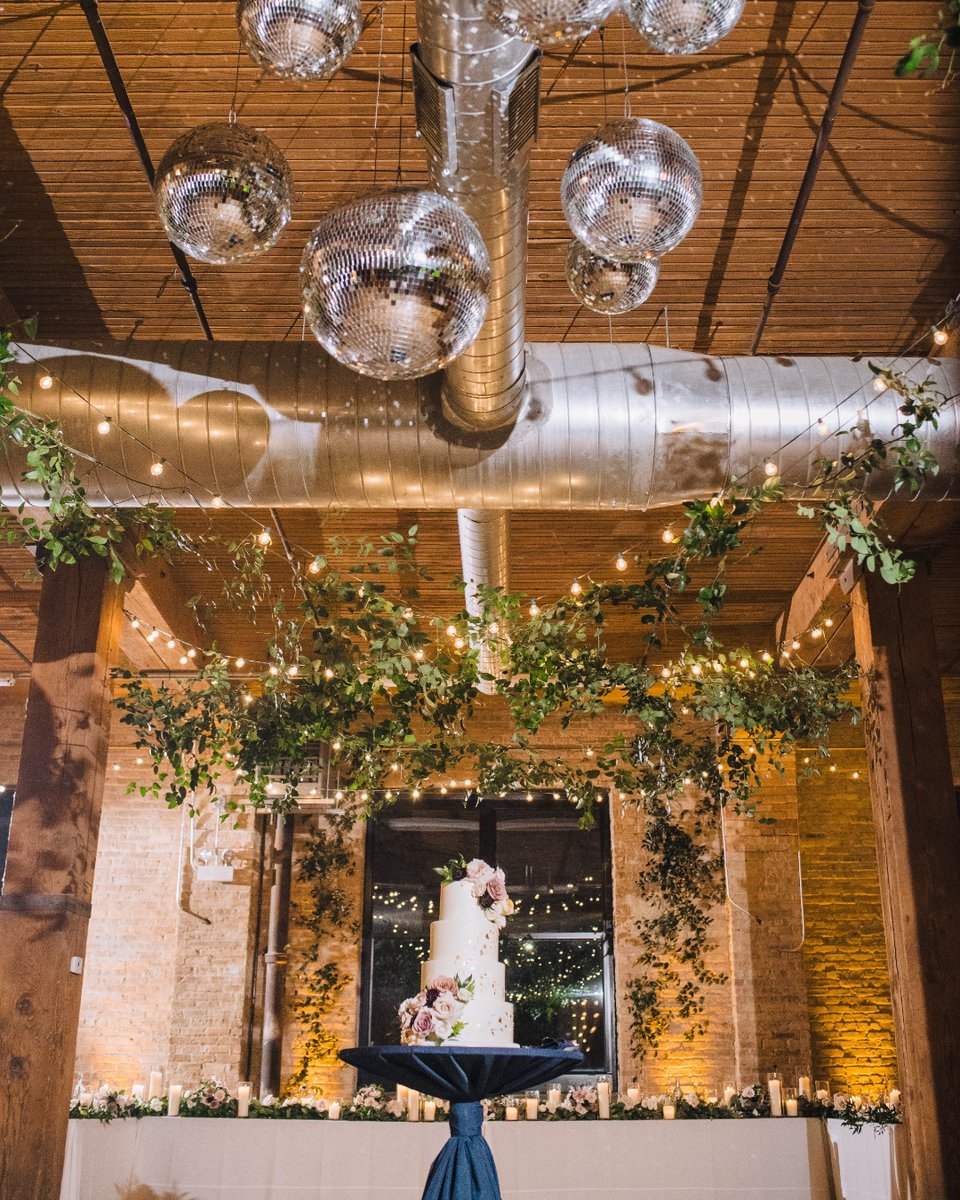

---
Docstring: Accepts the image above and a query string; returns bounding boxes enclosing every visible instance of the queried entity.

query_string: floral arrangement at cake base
[399,974,475,1045]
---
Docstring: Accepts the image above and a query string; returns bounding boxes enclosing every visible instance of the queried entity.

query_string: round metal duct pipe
[5,340,958,508]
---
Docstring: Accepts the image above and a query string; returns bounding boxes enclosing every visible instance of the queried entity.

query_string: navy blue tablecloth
[340,1045,583,1200]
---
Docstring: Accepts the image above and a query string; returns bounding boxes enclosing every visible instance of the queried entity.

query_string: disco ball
[483,0,619,45]
[154,122,293,264]
[300,188,491,380]
[626,0,745,53]
[560,118,702,261]
[237,0,361,80]
[565,241,660,314]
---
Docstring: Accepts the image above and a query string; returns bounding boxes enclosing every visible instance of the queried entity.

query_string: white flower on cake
[399,974,475,1045]
[436,855,516,928]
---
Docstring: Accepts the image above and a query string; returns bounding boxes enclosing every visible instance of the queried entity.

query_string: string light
[414,648,425,661]
[570,578,582,596]
[824,617,834,628]
[147,629,159,643]
[816,418,829,436]
[38,374,54,390]
[661,528,676,544]
[332,740,343,751]
[165,637,176,650]
[308,558,321,574]
[529,601,540,617]
[244,693,253,704]
[288,664,299,677]
[615,552,628,572]
[268,665,279,676]
[186,648,196,659]
[763,461,778,476]
[179,655,189,666]
[873,376,888,394]
[150,460,164,477]
[323,667,334,680]
[257,528,272,546]
[811,627,823,639]
[235,657,246,669]
[761,651,773,663]
[211,494,225,508]
[96,418,112,436]
[454,636,466,650]
[738,657,749,669]
[130,618,140,630]
[933,327,949,346]
[446,624,458,637]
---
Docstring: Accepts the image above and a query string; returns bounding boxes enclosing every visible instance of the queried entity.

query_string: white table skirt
[59,1117,907,1200]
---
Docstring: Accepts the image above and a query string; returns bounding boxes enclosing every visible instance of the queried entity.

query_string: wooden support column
[259,814,295,1099]
[851,564,960,1196]
[0,555,122,1200]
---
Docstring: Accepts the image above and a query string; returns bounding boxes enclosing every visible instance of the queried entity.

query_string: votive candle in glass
[546,1087,561,1113]
[525,1092,539,1120]
[798,1075,811,1099]
[815,1080,830,1101]
[166,1084,182,1117]
[768,1077,783,1117]
[785,1087,798,1117]
[505,1099,519,1121]
[723,1084,736,1106]
[662,1103,676,1120]
[131,1082,145,1102]
[626,1084,640,1103]
[147,1069,163,1101]
[423,1099,437,1122]
[328,1100,341,1120]
[888,1088,901,1107]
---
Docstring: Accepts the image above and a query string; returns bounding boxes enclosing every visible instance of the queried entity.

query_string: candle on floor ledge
[626,1085,640,1104]
[768,1078,783,1117]
[597,1078,611,1119]
[407,1090,420,1122]
[166,1084,182,1117]
[525,1093,539,1120]
[397,1084,408,1109]
[723,1085,736,1106]
[328,1101,341,1120]
[546,1087,561,1113]
[798,1075,811,1099]
[785,1098,799,1116]
[888,1088,901,1107]
[423,1099,437,1122]
[662,1103,676,1120]
[505,1099,519,1121]
[237,1082,251,1118]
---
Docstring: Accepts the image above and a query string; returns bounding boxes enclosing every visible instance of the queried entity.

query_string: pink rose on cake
[485,870,507,902]
[466,859,496,887]
[411,1008,436,1038]
[431,994,458,1021]
[398,973,475,1045]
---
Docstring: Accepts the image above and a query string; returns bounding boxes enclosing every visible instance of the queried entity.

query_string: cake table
[340,1044,584,1200]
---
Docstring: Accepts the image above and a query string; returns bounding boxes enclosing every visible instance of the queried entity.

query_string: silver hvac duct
[6,341,959,507]
[413,0,540,673]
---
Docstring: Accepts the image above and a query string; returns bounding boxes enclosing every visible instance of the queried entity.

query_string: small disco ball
[565,241,660,314]
[300,188,491,381]
[626,0,746,54]
[560,118,702,261]
[237,0,361,81]
[484,0,619,45]
[154,122,293,264]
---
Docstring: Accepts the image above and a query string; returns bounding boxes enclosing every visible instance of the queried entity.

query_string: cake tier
[447,995,515,1047]
[439,877,488,921]
[429,915,499,964]
[421,956,505,999]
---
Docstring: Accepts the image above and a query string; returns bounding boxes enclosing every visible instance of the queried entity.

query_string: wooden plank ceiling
[0,2,958,677]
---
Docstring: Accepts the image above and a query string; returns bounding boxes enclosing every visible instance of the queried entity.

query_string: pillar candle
[785,1098,799,1117]
[723,1086,735,1106]
[768,1079,783,1117]
[147,1070,163,1101]
[626,1086,640,1103]
[328,1100,341,1120]
[798,1076,811,1099]
[131,1083,145,1102]
[597,1079,610,1119]
[546,1087,561,1113]
[407,1090,420,1122]
[423,1100,437,1122]
[166,1084,182,1117]
[662,1103,676,1120]
[889,1088,901,1107]
[236,1083,251,1118]
[397,1084,408,1109]
[505,1103,519,1121]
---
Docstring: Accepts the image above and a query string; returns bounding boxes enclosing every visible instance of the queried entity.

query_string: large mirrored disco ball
[300,188,491,381]
[154,122,293,264]
[626,0,745,54]
[237,0,361,80]
[484,0,619,45]
[565,241,660,314]
[560,118,702,261]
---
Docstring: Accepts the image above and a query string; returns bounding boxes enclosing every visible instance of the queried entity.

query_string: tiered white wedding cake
[399,857,516,1046]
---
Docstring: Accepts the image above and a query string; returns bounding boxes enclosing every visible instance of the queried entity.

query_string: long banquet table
[59,1117,908,1200]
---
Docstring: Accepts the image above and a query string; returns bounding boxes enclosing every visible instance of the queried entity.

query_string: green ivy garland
[896,1,960,81]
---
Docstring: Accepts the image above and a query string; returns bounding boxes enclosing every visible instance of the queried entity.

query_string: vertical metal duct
[413,0,541,682]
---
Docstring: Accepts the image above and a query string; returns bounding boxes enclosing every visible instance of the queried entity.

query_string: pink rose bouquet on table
[399,973,475,1045]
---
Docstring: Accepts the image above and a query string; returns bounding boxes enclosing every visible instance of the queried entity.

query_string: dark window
[360,792,615,1076]
[0,786,14,886]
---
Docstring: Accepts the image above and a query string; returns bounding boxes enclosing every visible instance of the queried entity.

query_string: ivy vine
[895,1,960,82]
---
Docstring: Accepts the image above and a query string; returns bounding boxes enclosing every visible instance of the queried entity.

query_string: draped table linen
[340,1044,584,1200]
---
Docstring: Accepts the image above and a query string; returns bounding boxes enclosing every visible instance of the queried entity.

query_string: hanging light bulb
[288,664,299,677]
[615,552,628,572]
[38,374,54,390]
[454,636,466,650]
[131,618,141,630]
[414,648,425,661]
[308,557,322,574]
[791,639,800,650]
[244,692,254,704]
[150,460,165,477]
[446,624,458,638]
[179,655,189,666]
[258,528,272,546]
[269,665,279,676]
[661,528,676,544]
[166,637,176,650]
[529,600,540,617]
[235,657,246,669]
[816,418,829,436]
[147,629,160,643]
[324,667,334,679]
[187,648,197,659]
[761,651,773,663]
[933,327,949,346]
[738,657,749,669]
[873,376,888,394]
[824,617,834,628]
[96,418,112,436]
[811,627,824,639]
[763,460,778,477]
[332,740,342,751]
[570,578,582,596]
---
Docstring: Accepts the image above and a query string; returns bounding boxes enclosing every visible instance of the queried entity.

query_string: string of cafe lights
[8,306,956,673]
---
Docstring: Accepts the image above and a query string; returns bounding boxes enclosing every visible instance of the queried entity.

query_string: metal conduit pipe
[6,341,959,507]
[458,509,510,688]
